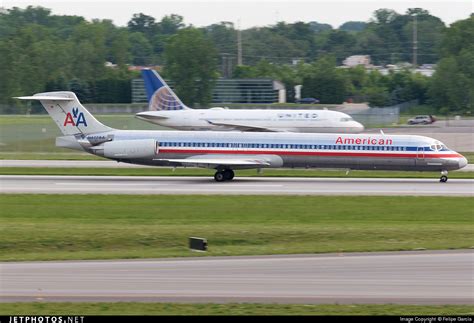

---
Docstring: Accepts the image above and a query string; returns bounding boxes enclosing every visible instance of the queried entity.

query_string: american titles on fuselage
[336,136,392,146]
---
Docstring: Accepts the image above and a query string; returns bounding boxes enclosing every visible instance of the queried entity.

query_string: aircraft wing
[206,120,277,132]
[154,155,271,169]
[135,112,169,120]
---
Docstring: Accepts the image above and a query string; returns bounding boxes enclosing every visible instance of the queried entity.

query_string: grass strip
[0,303,473,315]
[1,195,472,261]
[0,167,473,178]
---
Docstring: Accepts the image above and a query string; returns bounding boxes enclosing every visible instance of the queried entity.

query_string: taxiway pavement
[1,159,474,172]
[1,175,473,196]
[1,250,472,304]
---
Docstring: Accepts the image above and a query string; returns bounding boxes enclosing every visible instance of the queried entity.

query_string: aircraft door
[155,141,160,155]
[417,147,425,159]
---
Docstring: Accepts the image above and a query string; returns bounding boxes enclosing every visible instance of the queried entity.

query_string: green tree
[129,32,153,65]
[363,86,390,107]
[127,13,157,37]
[339,21,367,32]
[163,28,218,107]
[109,28,131,67]
[158,14,184,35]
[429,16,474,113]
[301,56,348,104]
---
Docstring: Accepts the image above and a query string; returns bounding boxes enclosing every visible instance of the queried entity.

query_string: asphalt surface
[1,175,473,196]
[1,250,472,304]
[1,159,474,172]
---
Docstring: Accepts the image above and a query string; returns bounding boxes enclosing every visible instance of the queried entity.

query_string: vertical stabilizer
[141,69,189,111]
[15,91,113,136]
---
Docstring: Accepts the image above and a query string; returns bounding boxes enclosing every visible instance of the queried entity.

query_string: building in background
[342,55,372,68]
[132,78,285,104]
[340,55,436,77]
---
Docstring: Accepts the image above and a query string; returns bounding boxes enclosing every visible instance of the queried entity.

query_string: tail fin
[15,91,113,136]
[141,69,189,111]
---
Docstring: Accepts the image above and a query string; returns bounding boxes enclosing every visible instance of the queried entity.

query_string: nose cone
[352,122,365,133]
[458,156,468,169]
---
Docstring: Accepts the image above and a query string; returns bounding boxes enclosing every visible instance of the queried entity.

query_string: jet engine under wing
[154,154,283,169]
[205,120,278,132]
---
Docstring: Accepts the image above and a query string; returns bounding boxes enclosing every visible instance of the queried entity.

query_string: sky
[2,0,473,29]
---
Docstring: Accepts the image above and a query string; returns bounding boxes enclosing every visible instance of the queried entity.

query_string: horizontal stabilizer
[15,96,74,101]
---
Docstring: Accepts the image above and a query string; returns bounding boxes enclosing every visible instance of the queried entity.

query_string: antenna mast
[412,14,418,68]
[237,19,242,66]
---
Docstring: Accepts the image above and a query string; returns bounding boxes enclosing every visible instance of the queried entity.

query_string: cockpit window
[340,117,353,122]
[430,141,448,151]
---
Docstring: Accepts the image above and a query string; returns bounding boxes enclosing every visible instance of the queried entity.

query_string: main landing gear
[440,170,448,183]
[214,169,234,182]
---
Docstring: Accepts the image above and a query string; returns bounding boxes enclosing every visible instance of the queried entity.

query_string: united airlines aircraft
[135,69,364,133]
[17,92,467,182]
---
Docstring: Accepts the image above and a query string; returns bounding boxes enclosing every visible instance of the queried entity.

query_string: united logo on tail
[141,69,188,111]
[150,87,184,111]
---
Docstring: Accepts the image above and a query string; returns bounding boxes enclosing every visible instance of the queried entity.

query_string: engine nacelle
[103,139,158,158]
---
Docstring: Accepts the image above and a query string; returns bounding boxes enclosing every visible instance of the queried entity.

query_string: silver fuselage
[64,130,468,172]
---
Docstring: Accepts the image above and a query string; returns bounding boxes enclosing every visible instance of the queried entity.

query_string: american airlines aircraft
[17,92,467,182]
[135,69,365,133]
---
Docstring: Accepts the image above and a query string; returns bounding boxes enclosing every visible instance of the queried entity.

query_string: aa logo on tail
[64,107,87,127]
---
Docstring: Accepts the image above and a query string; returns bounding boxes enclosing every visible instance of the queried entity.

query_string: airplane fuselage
[73,130,467,172]
[136,109,364,133]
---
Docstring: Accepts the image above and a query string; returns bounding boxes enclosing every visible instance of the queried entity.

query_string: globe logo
[150,87,183,111]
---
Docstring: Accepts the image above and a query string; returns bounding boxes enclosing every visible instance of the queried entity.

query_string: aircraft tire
[440,175,448,183]
[223,169,234,181]
[214,171,226,182]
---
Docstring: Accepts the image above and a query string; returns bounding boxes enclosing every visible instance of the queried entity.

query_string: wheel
[440,175,448,182]
[214,171,226,182]
[223,169,234,181]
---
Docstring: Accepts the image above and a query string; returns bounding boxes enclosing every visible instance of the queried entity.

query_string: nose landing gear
[214,169,235,182]
[440,170,448,183]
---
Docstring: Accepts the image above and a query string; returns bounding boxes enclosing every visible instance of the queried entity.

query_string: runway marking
[56,183,167,186]
[54,183,283,188]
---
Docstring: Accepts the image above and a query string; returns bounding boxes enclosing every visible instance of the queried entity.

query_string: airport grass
[0,166,473,178]
[0,195,473,261]
[1,302,473,315]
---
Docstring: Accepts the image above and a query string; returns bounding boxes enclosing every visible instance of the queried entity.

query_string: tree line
[0,6,472,114]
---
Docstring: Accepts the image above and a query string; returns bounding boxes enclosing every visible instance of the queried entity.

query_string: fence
[350,107,400,127]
